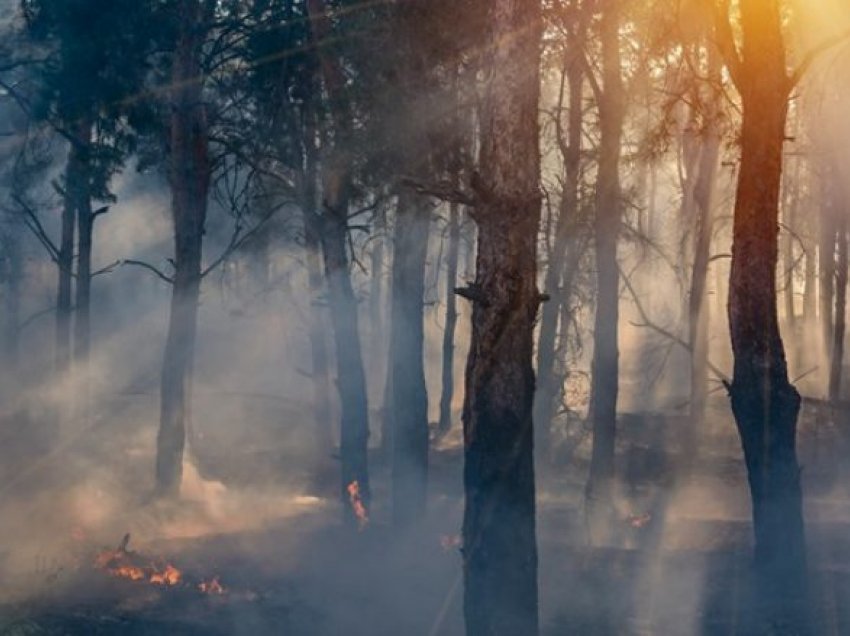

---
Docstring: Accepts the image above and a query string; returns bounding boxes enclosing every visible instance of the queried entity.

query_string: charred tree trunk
[829,218,847,402]
[390,190,431,528]
[719,0,807,618]
[462,1,541,633]
[587,0,624,535]
[307,0,371,521]
[534,38,582,458]
[438,200,461,434]
[156,0,210,497]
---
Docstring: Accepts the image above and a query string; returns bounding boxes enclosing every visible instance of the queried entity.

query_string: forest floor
[1,396,850,635]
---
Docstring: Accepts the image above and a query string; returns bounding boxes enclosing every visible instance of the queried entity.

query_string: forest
[0,0,849,634]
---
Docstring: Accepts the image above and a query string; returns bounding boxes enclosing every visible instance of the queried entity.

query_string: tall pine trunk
[72,119,94,415]
[306,0,371,521]
[534,39,582,457]
[687,51,721,440]
[462,1,541,633]
[587,0,624,535]
[156,0,210,497]
[390,190,430,528]
[721,0,807,619]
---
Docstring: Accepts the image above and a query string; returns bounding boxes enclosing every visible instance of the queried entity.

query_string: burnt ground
[2,397,850,635]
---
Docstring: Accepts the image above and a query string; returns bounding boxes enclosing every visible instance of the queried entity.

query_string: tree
[711,0,820,621]
[461,0,542,632]
[155,0,214,496]
[586,0,625,538]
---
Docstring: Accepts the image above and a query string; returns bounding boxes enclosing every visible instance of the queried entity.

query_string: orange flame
[627,513,652,529]
[440,534,462,552]
[347,481,369,530]
[150,563,182,586]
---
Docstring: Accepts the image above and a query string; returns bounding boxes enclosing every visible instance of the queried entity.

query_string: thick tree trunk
[307,0,372,522]
[462,2,541,634]
[829,219,847,402]
[2,223,21,368]
[156,0,210,497]
[725,0,807,618]
[534,42,582,457]
[438,200,461,434]
[390,190,430,528]
[587,1,624,536]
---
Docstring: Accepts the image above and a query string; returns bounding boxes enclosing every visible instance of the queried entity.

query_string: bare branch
[788,28,850,92]
[400,176,476,207]
[122,259,175,284]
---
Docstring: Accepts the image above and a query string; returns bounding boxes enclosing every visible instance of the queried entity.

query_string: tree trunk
[829,218,847,402]
[307,0,372,522]
[390,190,430,528]
[688,51,721,440]
[724,0,807,617]
[586,0,624,536]
[72,119,95,416]
[438,200,461,434]
[782,158,799,328]
[302,106,333,457]
[534,39,582,458]
[462,1,541,633]
[820,171,836,371]
[156,0,210,497]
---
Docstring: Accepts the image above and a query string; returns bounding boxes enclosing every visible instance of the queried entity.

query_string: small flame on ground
[198,576,226,595]
[347,481,369,530]
[150,563,182,586]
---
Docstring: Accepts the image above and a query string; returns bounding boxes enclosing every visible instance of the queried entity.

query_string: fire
[440,534,462,552]
[347,481,369,530]
[150,563,182,586]
[198,576,226,595]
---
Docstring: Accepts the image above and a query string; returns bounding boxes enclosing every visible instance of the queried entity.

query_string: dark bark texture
[723,0,808,621]
[156,0,210,497]
[462,1,541,633]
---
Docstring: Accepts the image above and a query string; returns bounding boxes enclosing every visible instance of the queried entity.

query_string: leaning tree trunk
[156,0,210,497]
[829,218,847,403]
[820,171,837,374]
[462,1,541,634]
[534,39,582,457]
[390,189,430,529]
[306,0,371,521]
[438,199,461,434]
[722,0,807,616]
[586,0,624,538]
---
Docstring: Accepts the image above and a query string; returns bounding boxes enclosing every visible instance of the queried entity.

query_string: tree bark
[390,189,430,528]
[156,0,210,497]
[462,1,541,633]
[721,0,807,617]
[819,170,837,369]
[586,0,624,536]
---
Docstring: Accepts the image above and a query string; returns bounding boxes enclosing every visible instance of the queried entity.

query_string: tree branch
[788,28,850,92]
[121,259,174,284]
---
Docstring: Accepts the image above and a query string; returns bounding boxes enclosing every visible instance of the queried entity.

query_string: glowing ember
[150,563,182,586]
[198,576,226,595]
[347,480,369,530]
[626,513,652,529]
[440,534,462,552]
